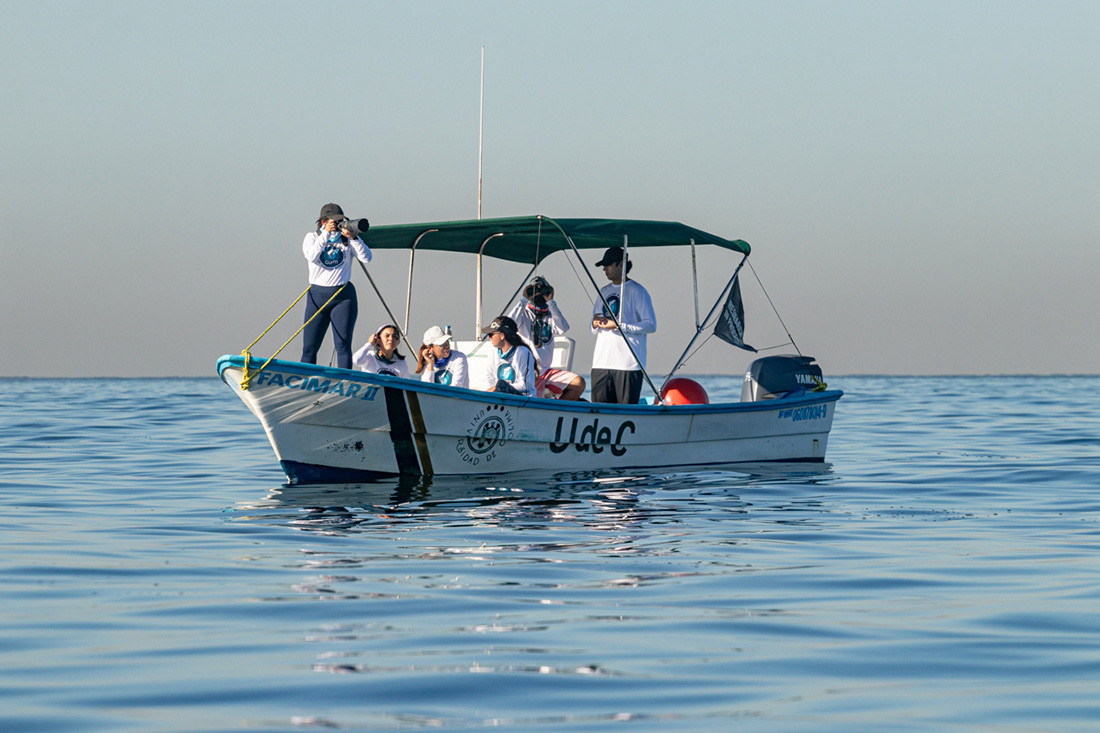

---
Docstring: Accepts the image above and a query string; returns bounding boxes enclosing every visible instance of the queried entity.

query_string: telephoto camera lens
[341,218,370,238]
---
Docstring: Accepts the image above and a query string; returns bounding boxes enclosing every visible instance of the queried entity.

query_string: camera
[337,217,370,238]
[524,276,553,301]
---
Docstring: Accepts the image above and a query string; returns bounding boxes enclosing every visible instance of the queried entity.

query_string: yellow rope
[243,286,311,356]
[240,283,347,390]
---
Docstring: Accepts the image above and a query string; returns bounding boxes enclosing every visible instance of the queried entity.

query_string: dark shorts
[590,368,643,404]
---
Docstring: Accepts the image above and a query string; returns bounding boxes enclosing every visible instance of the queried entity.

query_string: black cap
[318,203,346,221]
[480,315,519,336]
[595,246,624,267]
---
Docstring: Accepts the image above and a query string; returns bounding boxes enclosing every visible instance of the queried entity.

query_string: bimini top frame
[363,215,752,401]
[367,215,749,264]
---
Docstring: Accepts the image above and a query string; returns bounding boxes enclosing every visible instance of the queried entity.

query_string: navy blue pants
[301,283,358,369]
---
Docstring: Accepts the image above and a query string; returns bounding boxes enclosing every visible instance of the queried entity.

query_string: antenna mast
[477,45,485,220]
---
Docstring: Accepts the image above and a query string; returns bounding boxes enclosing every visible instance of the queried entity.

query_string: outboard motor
[741,355,824,401]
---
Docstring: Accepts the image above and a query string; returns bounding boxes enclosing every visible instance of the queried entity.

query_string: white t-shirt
[507,298,569,369]
[483,344,537,397]
[352,346,410,378]
[420,351,470,389]
[303,231,372,287]
[590,279,656,371]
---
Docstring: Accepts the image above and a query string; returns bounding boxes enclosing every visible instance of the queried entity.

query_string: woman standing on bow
[300,203,372,369]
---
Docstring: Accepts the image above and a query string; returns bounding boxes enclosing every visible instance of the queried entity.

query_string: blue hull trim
[281,456,825,485]
[281,460,397,485]
[218,354,843,417]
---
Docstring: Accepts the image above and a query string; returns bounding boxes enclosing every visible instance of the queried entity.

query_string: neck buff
[433,352,452,370]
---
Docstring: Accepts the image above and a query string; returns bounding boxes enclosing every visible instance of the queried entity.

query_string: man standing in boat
[507,276,586,400]
[590,246,656,404]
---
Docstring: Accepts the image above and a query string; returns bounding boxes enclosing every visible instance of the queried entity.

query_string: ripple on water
[2,376,1100,731]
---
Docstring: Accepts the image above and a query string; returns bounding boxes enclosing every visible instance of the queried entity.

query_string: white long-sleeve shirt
[352,346,410,378]
[590,279,656,371]
[483,344,537,397]
[420,351,470,389]
[507,298,569,369]
[302,231,372,286]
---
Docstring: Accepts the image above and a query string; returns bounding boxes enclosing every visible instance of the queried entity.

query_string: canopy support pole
[403,229,437,336]
[541,217,662,402]
[690,238,700,329]
[660,253,750,393]
[497,263,538,319]
[357,260,417,356]
[620,234,628,326]
[405,250,415,335]
[475,233,503,337]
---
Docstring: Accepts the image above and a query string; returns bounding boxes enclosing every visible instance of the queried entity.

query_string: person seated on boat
[352,324,410,378]
[301,203,372,369]
[590,246,656,404]
[507,276,586,400]
[479,316,538,397]
[415,326,469,388]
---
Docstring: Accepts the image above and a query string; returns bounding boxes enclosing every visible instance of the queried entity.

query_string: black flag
[714,275,756,352]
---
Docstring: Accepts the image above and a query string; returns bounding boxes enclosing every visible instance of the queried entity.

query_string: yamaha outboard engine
[741,355,824,401]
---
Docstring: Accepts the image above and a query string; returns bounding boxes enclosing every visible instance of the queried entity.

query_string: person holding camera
[301,203,371,369]
[590,246,656,404]
[506,276,586,400]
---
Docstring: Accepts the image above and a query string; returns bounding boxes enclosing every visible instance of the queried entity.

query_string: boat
[217,216,842,484]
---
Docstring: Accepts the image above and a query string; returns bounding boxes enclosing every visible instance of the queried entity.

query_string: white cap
[422,325,452,346]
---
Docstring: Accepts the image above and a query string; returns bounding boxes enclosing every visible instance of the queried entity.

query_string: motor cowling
[741,355,824,401]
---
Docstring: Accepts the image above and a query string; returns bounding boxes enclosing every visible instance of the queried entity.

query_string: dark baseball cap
[318,203,346,221]
[480,315,519,336]
[594,246,624,266]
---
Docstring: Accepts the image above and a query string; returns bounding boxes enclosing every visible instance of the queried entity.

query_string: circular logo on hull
[466,416,505,454]
[457,404,515,465]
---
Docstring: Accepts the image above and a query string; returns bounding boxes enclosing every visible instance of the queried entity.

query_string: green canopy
[363,216,750,264]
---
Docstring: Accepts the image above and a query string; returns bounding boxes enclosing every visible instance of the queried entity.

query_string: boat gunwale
[217,354,842,416]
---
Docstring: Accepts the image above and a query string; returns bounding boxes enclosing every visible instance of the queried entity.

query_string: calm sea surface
[2,375,1099,732]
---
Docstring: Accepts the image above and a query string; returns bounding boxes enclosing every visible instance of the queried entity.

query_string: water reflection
[232,462,835,537]
[227,461,848,730]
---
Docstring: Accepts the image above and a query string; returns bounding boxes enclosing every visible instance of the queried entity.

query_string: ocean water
[2,375,1099,732]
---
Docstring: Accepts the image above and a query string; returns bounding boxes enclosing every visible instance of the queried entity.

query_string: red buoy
[660,378,709,405]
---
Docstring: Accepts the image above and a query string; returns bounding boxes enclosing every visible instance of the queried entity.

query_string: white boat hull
[218,356,841,483]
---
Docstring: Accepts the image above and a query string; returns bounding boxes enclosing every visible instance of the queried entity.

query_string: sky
[2,0,1098,377]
